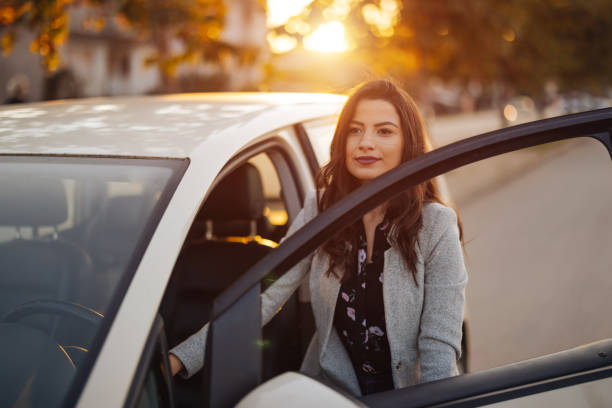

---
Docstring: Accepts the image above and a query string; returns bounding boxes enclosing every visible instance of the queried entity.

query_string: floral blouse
[333,221,393,394]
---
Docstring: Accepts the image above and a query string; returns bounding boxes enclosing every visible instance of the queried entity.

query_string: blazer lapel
[316,263,342,359]
[383,247,414,353]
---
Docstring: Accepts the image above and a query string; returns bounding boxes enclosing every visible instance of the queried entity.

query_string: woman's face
[345,98,404,183]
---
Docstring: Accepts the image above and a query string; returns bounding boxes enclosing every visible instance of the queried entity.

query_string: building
[0,0,267,103]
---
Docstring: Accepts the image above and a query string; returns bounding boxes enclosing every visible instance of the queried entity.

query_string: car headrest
[0,175,68,226]
[84,195,152,266]
[198,163,265,222]
[91,195,150,235]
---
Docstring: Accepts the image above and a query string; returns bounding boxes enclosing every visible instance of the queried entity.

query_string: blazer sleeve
[170,190,318,378]
[418,204,467,383]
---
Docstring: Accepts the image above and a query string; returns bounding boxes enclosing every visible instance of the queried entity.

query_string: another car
[0,94,610,408]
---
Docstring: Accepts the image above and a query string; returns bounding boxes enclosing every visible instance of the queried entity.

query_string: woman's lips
[355,156,380,165]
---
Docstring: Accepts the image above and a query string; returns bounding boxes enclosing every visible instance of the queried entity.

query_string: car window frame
[124,314,175,408]
[293,122,321,179]
[137,134,310,407]
[202,108,612,407]
[196,134,312,406]
[299,115,340,169]
[207,136,307,221]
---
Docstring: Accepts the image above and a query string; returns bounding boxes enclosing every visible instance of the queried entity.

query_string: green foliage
[1,0,72,71]
[0,0,258,80]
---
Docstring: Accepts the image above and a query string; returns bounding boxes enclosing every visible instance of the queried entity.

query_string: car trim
[361,339,612,408]
[123,315,175,408]
[294,123,321,178]
[203,285,262,407]
[61,157,189,408]
[212,135,306,215]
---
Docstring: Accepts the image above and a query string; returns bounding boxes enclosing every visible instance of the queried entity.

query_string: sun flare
[266,0,314,27]
[304,21,349,53]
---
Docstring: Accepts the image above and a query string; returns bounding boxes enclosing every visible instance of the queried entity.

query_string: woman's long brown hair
[316,79,462,284]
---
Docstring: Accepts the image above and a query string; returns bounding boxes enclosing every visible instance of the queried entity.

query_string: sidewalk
[426,110,572,208]
[428,109,502,147]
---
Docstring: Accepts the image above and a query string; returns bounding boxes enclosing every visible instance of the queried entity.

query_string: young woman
[169,79,467,396]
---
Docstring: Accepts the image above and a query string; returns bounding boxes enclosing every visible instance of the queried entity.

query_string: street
[444,136,612,372]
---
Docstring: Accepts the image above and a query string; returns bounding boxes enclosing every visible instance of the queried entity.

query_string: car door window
[247,152,289,242]
[302,116,338,167]
[444,136,612,373]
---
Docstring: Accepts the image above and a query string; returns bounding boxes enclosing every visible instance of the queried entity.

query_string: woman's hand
[169,353,184,376]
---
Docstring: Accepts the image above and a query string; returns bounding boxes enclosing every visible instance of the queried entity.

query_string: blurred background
[2,0,612,374]
[1,0,611,124]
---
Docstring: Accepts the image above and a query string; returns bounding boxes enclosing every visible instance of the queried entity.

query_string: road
[443,137,612,372]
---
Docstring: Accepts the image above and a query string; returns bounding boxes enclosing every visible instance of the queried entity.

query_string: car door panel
[362,340,612,408]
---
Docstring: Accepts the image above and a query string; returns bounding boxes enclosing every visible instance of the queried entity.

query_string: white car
[0,94,610,408]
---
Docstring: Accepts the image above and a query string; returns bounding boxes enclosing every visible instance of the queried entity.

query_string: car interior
[0,174,97,407]
[0,160,178,408]
[0,175,93,332]
[160,153,313,407]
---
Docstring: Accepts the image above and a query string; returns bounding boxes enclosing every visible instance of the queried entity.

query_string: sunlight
[267,0,314,27]
[304,21,349,53]
[267,32,298,53]
[361,0,400,37]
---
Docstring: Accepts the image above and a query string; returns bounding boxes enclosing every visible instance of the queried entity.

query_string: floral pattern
[334,220,392,393]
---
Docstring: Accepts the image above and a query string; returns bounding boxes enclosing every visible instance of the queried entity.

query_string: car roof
[0,92,346,158]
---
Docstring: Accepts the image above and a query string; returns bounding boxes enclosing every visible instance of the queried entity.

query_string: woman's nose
[357,130,375,149]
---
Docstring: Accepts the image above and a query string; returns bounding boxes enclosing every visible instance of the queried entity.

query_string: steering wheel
[0,301,102,408]
[2,299,103,327]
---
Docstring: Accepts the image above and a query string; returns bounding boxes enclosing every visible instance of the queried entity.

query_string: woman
[169,79,467,396]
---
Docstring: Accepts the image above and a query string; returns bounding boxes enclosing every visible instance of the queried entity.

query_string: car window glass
[248,153,288,237]
[0,157,182,408]
[444,136,612,373]
[302,117,338,167]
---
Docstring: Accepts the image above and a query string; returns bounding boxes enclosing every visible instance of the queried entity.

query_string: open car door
[201,107,612,408]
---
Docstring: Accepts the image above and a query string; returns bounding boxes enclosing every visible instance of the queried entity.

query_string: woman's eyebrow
[350,120,399,128]
[374,121,399,128]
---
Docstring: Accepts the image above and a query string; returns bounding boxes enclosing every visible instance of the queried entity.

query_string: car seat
[83,194,156,312]
[0,175,93,341]
[161,163,301,407]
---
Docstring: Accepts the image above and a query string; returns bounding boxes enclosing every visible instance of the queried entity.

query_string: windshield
[0,156,184,408]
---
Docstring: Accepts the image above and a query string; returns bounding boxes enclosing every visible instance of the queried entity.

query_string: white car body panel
[236,372,364,408]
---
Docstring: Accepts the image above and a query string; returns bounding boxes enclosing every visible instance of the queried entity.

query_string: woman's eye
[349,127,362,134]
[378,128,393,135]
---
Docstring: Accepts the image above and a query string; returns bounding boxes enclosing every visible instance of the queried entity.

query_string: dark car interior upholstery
[82,194,156,311]
[0,175,93,339]
[161,162,302,407]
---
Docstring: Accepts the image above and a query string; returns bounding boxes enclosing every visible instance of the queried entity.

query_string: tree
[268,0,612,98]
[0,0,262,90]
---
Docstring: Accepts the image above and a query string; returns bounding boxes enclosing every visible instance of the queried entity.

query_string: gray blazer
[170,190,467,396]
